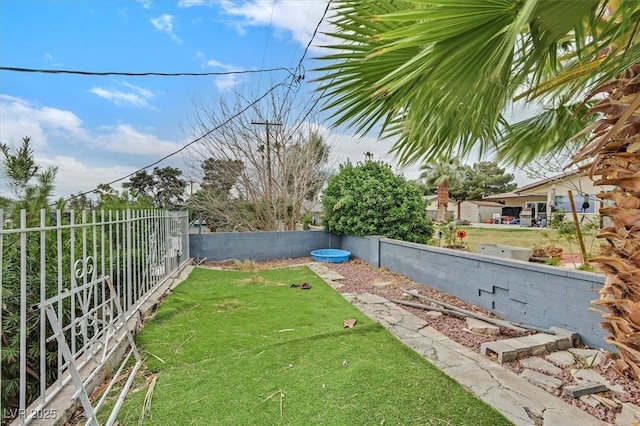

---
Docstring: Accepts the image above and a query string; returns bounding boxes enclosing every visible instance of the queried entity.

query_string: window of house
[553,194,596,214]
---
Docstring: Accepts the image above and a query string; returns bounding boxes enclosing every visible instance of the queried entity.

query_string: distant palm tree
[420,159,463,222]
[317,1,640,378]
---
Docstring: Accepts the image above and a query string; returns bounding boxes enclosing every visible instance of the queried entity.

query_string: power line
[295,0,332,74]
[289,0,316,68]
[257,0,277,92]
[0,66,294,77]
[279,0,332,116]
[62,77,291,204]
[57,2,333,204]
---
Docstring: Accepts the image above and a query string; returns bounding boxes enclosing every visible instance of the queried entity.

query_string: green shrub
[322,160,434,244]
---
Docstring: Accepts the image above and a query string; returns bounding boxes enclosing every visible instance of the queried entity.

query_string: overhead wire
[35,1,333,204]
[288,0,316,68]
[61,76,291,204]
[280,0,332,123]
[257,0,277,92]
[295,0,331,75]
[286,0,334,137]
[0,66,294,77]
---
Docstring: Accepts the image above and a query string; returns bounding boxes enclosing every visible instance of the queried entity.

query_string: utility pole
[251,120,282,203]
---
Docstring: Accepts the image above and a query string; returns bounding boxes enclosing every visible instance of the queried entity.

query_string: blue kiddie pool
[311,249,351,263]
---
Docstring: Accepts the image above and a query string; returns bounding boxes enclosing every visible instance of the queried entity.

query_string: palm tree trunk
[573,64,640,379]
[437,181,449,222]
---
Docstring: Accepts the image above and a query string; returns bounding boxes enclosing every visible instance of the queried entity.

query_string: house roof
[483,170,583,201]
[424,195,457,203]
[465,200,505,207]
[482,191,521,200]
[515,170,581,193]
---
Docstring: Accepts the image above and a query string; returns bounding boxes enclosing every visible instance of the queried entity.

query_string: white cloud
[151,14,180,42]
[204,58,243,92]
[321,125,534,185]
[0,95,88,148]
[323,130,417,175]
[178,0,208,7]
[0,95,188,198]
[219,0,333,52]
[0,95,179,157]
[88,81,156,107]
[36,155,135,197]
[96,124,181,156]
[137,0,152,9]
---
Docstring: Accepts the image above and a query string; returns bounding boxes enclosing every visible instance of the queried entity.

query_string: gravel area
[204,257,639,424]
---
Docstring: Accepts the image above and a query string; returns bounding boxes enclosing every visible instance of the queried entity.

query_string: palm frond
[315,0,640,166]
[496,102,594,166]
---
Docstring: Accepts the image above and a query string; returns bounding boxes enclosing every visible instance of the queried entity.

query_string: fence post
[126,209,132,314]
[369,236,382,268]
[19,209,27,421]
[0,209,3,411]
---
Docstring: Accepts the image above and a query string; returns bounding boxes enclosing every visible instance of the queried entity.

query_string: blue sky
[0,0,532,199]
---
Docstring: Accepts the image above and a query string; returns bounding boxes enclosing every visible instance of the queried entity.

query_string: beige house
[424,197,503,223]
[484,171,612,225]
[458,200,505,223]
[425,195,456,221]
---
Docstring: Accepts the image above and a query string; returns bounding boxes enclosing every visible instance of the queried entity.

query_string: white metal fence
[0,209,190,425]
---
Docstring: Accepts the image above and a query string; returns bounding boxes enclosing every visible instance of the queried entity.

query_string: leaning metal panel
[1,209,189,425]
[36,275,141,425]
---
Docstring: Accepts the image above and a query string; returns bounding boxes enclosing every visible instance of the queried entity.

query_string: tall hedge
[322,160,433,244]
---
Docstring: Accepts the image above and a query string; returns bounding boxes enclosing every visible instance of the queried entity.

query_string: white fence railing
[0,209,190,425]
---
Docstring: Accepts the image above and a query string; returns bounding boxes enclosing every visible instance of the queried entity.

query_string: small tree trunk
[437,181,449,222]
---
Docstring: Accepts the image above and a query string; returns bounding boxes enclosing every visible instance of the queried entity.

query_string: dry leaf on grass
[344,319,357,328]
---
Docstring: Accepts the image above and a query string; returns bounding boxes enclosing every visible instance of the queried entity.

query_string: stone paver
[340,293,606,426]
[356,293,388,304]
[616,402,640,426]
[545,351,575,367]
[481,332,574,363]
[570,369,626,394]
[519,357,563,376]
[466,318,500,335]
[568,348,604,366]
[520,369,564,392]
[308,263,345,281]
[564,383,608,398]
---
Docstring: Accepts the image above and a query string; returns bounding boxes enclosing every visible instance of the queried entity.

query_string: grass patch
[456,226,571,253]
[113,267,510,425]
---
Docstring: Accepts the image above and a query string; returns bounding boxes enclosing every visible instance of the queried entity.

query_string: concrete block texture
[359,236,608,350]
[189,231,341,261]
[478,243,532,262]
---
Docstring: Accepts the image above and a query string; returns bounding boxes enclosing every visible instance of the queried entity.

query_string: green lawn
[456,226,600,254]
[113,266,511,425]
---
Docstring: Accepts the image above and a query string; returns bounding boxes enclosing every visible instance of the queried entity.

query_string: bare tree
[519,148,595,197]
[186,87,331,231]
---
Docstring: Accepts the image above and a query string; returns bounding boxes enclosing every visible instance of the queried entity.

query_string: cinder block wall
[189,231,342,261]
[348,235,609,350]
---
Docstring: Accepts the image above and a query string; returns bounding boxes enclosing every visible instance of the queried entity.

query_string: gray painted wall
[348,235,608,350]
[189,231,341,261]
